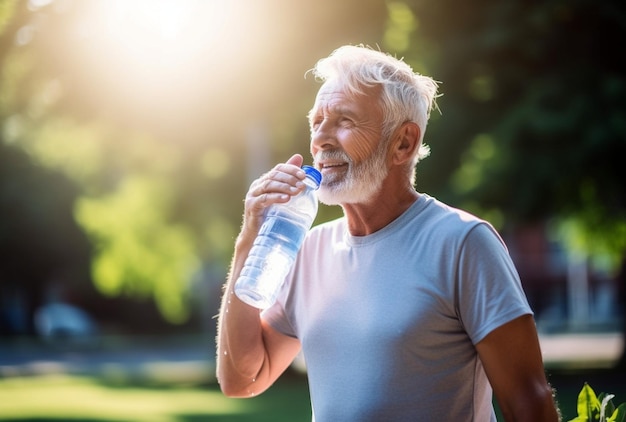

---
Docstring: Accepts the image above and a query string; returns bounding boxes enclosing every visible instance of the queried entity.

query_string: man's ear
[391,122,421,165]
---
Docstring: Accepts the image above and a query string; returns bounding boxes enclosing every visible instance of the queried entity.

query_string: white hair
[310,45,440,183]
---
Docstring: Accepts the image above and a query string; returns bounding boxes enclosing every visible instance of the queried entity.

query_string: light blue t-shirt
[263,194,532,421]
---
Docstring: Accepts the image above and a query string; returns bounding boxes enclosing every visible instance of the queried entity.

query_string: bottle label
[258,216,306,255]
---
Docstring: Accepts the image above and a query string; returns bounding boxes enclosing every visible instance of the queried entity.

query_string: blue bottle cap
[302,165,322,187]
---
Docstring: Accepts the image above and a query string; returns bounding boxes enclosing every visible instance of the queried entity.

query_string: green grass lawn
[0,368,624,421]
[0,372,312,422]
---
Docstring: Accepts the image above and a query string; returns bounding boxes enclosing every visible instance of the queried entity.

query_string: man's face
[308,80,389,205]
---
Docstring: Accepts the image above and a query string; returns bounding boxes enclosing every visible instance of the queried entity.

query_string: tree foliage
[385,0,626,273]
[0,0,384,325]
[1,0,623,328]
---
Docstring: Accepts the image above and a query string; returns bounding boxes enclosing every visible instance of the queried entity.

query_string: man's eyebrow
[308,103,360,122]
[333,105,358,116]
[325,103,359,118]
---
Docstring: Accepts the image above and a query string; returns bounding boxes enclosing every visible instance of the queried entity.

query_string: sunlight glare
[65,0,239,114]
[84,0,228,74]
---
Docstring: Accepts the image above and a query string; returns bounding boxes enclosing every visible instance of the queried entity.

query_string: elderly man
[217,45,560,421]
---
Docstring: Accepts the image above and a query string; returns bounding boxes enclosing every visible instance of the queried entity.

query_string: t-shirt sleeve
[456,223,533,345]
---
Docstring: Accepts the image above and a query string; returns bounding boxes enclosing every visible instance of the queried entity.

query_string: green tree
[0,141,91,334]
[384,0,626,274]
[0,1,209,324]
[0,0,386,325]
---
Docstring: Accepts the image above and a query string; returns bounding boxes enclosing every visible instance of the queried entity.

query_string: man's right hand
[241,154,306,238]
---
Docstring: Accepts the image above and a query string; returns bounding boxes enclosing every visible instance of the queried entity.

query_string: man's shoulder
[420,195,507,254]
[419,194,486,228]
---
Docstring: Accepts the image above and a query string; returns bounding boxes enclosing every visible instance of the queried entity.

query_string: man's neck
[341,186,418,236]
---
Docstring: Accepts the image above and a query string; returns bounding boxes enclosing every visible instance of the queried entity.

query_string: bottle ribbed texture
[234,166,321,309]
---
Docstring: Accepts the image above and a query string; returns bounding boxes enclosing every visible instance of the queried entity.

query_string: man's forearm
[216,235,268,396]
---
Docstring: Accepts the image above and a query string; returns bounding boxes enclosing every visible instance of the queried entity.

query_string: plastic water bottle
[235,165,322,309]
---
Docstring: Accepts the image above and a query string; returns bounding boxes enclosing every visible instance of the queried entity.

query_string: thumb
[286,153,304,168]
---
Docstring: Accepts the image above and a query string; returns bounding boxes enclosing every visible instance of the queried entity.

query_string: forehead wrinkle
[309,81,383,129]
[308,99,358,124]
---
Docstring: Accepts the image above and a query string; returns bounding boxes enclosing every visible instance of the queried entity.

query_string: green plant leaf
[608,403,626,422]
[577,383,601,421]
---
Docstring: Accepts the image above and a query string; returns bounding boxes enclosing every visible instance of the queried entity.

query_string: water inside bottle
[259,213,307,256]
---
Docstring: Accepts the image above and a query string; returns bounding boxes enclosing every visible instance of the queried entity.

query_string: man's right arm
[216,154,305,397]
[216,232,301,397]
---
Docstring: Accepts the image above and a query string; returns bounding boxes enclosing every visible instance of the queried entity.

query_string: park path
[0,332,623,382]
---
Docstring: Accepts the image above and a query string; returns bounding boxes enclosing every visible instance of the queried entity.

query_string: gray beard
[314,143,389,206]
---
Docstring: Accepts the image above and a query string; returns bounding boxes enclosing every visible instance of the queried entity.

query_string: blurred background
[0,0,624,420]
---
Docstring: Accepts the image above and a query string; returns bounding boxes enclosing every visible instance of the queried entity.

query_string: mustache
[313,149,352,164]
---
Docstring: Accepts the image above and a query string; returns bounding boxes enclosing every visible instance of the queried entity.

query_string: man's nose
[310,120,338,151]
